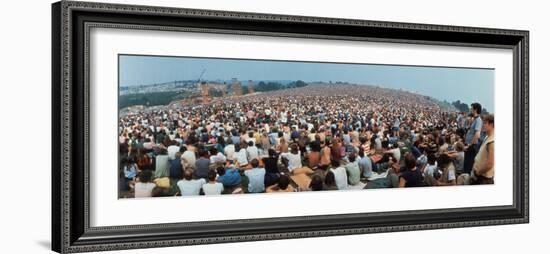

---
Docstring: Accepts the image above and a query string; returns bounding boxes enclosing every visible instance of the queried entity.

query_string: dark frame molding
[52,1,529,253]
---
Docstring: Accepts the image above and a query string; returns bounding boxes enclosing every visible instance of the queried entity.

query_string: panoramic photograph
[117,55,495,199]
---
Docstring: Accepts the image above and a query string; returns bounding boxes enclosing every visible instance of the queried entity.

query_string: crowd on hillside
[118,85,495,198]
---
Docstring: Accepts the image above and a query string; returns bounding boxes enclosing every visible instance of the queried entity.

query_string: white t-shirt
[134,182,156,198]
[181,151,196,167]
[235,149,248,166]
[447,169,456,181]
[246,146,259,161]
[177,179,206,196]
[281,152,302,172]
[143,142,155,150]
[224,144,236,161]
[388,148,401,162]
[374,138,382,150]
[424,164,437,177]
[331,167,348,190]
[245,138,256,147]
[210,152,227,164]
[202,182,224,195]
[167,145,180,160]
[283,132,291,143]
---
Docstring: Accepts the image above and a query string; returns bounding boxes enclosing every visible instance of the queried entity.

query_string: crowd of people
[118,84,495,198]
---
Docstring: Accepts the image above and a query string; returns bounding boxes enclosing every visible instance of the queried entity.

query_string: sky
[119,55,494,112]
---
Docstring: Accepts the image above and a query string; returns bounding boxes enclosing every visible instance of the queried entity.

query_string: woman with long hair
[309,175,324,191]
[323,171,338,191]
[263,149,281,186]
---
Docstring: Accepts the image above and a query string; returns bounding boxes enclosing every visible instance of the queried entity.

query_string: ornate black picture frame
[52,1,529,253]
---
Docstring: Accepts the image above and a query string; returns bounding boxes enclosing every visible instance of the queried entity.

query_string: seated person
[323,171,339,191]
[209,148,227,165]
[234,144,249,168]
[134,170,156,198]
[195,150,211,179]
[216,166,242,189]
[266,175,295,193]
[281,143,303,173]
[435,154,457,186]
[263,149,280,187]
[309,174,324,191]
[329,160,348,190]
[177,169,206,196]
[358,148,373,179]
[422,153,438,186]
[244,159,266,193]
[398,154,423,188]
[202,170,224,195]
[345,153,361,186]
[246,141,259,161]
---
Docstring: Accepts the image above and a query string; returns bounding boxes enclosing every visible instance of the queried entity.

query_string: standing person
[202,170,224,195]
[244,159,266,193]
[459,112,469,138]
[472,114,495,184]
[463,103,483,174]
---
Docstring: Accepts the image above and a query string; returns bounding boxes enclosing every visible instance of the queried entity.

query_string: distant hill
[119,79,307,109]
